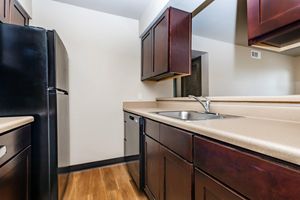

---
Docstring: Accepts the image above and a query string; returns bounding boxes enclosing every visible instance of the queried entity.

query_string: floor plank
[60,164,148,200]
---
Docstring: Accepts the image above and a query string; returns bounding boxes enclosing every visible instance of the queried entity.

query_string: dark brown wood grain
[0,0,9,23]
[141,7,191,81]
[144,136,161,200]
[195,168,246,200]
[144,119,160,141]
[9,0,29,26]
[141,31,153,80]
[0,146,31,200]
[169,7,191,75]
[194,135,300,200]
[159,146,193,200]
[159,124,193,162]
[153,11,169,76]
[0,0,29,25]
[0,125,31,166]
[247,0,300,41]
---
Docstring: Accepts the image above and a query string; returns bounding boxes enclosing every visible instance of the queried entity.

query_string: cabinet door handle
[0,145,7,159]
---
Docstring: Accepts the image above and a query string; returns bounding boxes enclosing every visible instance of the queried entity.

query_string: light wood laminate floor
[60,164,148,200]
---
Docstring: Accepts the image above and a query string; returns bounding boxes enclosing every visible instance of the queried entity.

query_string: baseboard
[58,155,139,174]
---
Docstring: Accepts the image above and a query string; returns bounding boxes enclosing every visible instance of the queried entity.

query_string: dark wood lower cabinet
[160,146,193,200]
[144,135,193,200]
[142,118,300,200]
[145,136,161,200]
[0,146,31,200]
[195,168,245,200]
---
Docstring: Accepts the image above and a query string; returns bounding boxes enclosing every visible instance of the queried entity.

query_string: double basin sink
[154,111,238,121]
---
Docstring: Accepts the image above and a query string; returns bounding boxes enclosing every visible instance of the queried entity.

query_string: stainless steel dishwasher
[124,112,144,189]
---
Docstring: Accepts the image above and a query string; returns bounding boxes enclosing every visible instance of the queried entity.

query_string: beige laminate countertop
[0,116,34,134]
[124,106,300,166]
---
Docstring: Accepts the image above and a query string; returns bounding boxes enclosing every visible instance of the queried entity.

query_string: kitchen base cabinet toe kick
[136,116,300,200]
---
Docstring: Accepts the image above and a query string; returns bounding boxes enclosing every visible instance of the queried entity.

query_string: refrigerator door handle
[48,87,68,95]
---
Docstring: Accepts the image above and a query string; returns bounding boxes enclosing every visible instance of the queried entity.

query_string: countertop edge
[123,108,300,166]
[0,116,34,134]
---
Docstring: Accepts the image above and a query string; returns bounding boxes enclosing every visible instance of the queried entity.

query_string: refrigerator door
[0,23,53,200]
[47,30,69,92]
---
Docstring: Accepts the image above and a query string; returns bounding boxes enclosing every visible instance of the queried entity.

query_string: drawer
[0,125,31,166]
[195,168,246,200]
[0,146,31,200]
[194,136,300,200]
[144,119,159,141]
[160,124,193,162]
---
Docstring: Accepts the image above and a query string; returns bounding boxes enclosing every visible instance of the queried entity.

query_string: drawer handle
[0,145,7,159]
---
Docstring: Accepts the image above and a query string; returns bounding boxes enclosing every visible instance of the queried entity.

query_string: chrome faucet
[188,95,211,113]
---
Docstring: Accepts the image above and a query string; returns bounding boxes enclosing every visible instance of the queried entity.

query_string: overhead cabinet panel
[0,0,30,25]
[141,31,153,79]
[153,13,169,76]
[141,7,191,81]
[247,0,300,51]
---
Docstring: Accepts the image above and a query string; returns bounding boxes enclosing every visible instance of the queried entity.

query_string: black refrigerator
[0,23,70,200]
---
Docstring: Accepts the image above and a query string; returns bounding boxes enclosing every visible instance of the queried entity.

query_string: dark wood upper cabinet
[0,0,30,25]
[0,0,9,23]
[10,0,29,26]
[247,0,300,50]
[153,14,169,76]
[195,169,246,200]
[160,146,193,200]
[141,31,153,79]
[141,7,191,81]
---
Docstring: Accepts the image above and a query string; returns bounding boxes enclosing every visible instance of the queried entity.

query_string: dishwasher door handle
[129,116,134,120]
[0,145,7,159]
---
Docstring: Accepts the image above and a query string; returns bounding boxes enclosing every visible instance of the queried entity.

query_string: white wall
[192,35,296,96]
[31,0,172,165]
[139,0,169,35]
[295,57,300,94]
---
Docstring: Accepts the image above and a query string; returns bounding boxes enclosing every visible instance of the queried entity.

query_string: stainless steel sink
[154,111,237,121]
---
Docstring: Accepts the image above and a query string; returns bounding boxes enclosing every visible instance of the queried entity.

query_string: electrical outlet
[251,50,262,59]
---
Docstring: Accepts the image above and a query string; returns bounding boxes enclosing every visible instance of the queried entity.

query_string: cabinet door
[144,136,160,200]
[153,12,169,76]
[10,1,29,26]
[247,0,300,39]
[160,146,193,200]
[0,0,9,22]
[0,146,31,200]
[195,169,245,200]
[141,31,153,80]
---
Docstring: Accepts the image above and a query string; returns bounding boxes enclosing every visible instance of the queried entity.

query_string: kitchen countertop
[123,104,300,166]
[0,116,34,134]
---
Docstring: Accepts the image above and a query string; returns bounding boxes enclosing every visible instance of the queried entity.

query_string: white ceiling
[54,0,152,19]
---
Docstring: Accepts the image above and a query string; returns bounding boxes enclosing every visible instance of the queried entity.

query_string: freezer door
[48,30,69,92]
[56,93,70,168]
